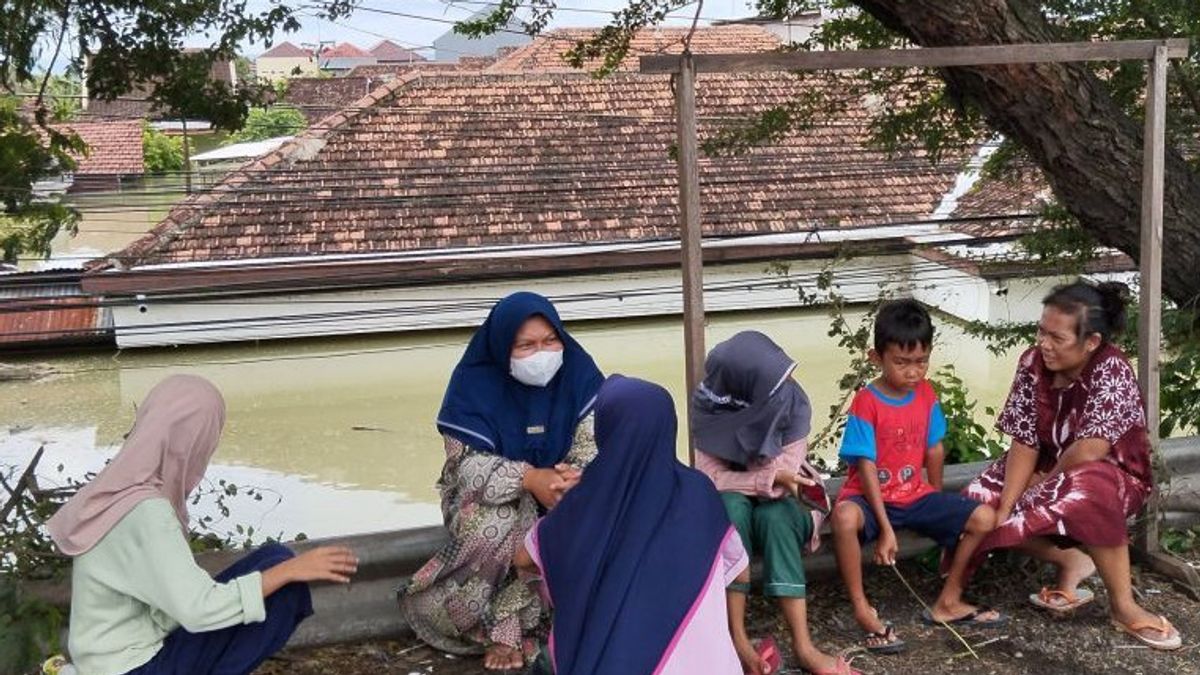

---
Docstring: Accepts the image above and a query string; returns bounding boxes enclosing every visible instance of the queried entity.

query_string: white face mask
[510,349,564,387]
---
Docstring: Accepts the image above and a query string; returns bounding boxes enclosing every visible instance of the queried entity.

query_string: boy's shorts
[844,492,981,549]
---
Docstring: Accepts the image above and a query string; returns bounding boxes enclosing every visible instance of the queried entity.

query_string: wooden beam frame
[641,38,1188,73]
[651,38,1198,596]
[1133,45,1200,597]
[674,53,705,465]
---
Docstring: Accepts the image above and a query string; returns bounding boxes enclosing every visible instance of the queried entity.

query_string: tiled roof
[55,120,144,175]
[105,68,971,268]
[950,165,1051,237]
[322,43,371,59]
[487,26,781,72]
[85,54,236,119]
[260,41,311,59]
[84,88,160,120]
[369,40,426,63]
[346,62,479,79]
[282,77,388,123]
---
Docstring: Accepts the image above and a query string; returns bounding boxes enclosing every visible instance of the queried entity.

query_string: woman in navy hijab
[400,292,603,671]
[400,291,600,667]
[516,375,749,674]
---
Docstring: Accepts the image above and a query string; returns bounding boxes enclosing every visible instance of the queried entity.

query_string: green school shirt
[67,498,266,675]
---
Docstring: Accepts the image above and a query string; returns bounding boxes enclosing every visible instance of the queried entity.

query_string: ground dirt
[256,553,1200,675]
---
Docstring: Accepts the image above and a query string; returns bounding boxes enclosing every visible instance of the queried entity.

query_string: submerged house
[77,27,1123,349]
[51,120,146,192]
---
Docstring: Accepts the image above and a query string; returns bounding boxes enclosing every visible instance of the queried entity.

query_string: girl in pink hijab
[47,375,358,675]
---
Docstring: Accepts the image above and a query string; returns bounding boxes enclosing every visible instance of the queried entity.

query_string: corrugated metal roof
[0,271,110,347]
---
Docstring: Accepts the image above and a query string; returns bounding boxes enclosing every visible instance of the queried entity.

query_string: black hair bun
[1096,281,1130,334]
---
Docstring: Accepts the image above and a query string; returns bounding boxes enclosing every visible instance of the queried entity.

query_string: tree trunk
[854,0,1200,308]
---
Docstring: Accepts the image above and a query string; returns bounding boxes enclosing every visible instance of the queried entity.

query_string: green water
[0,308,1018,539]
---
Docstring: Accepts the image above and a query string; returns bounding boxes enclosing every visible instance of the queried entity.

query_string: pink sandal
[748,636,782,674]
[807,655,862,675]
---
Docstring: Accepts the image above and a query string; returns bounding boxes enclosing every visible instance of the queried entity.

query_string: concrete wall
[256,57,319,82]
[909,257,1072,325]
[103,246,1132,349]
[110,254,900,348]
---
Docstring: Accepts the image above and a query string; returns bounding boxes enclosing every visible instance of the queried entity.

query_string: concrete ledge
[31,436,1200,649]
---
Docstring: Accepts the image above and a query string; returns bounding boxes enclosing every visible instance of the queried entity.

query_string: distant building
[368,40,426,64]
[712,9,831,44]
[432,3,530,62]
[319,43,376,75]
[51,120,145,192]
[82,50,237,120]
[256,41,319,82]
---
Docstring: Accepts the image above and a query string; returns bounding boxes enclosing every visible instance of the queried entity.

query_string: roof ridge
[92,71,427,271]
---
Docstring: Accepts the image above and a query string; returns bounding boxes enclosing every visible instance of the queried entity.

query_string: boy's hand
[873,528,898,566]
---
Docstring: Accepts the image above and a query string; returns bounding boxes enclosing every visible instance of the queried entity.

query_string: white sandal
[1112,615,1183,651]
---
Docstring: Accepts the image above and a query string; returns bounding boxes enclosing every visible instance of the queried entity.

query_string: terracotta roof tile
[260,41,311,59]
[488,26,781,72]
[951,165,1051,237]
[54,120,144,175]
[85,55,235,119]
[283,77,385,122]
[346,62,484,79]
[322,43,371,59]
[369,40,426,63]
[106,66,975,268]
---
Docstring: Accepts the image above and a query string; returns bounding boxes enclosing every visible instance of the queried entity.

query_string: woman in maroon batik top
[964,280,1182,651]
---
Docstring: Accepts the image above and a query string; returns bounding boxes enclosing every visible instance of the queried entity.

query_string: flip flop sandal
[921,606,1010,629]
[862,622,906,654]
[745,636,782,674]
[1112,615,1183,651]
[1029,586,1095,614]
[805,655,864,675]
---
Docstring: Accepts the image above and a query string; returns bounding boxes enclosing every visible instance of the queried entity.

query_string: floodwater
[0,308,1022,542]
[31,174,191,270]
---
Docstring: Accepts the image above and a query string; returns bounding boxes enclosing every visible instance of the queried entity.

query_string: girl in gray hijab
[693,331,856,675]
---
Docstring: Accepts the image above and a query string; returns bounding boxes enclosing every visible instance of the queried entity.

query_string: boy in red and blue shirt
[832,299,1003,654]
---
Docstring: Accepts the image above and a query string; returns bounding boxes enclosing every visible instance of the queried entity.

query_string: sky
[33,2,762,77]
[228,1,760,58]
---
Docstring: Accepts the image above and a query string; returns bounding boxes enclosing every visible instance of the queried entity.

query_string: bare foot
[733,635,768,675]
[852,605,885,634]
[853,606,903,650]
[1055,547,1097,593]
[483,644,523,671]
[796,647,839,674]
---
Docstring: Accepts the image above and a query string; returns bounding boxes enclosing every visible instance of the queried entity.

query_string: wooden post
[1133,45,1200,598]
[675,52,705,465]
[1136,45,1166,548]
[181,117,193,195]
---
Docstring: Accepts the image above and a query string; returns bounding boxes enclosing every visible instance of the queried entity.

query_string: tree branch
[684,0,704,51]
[1129,3,1200,123]
[0,447,44,524]
[35,0,72,124]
